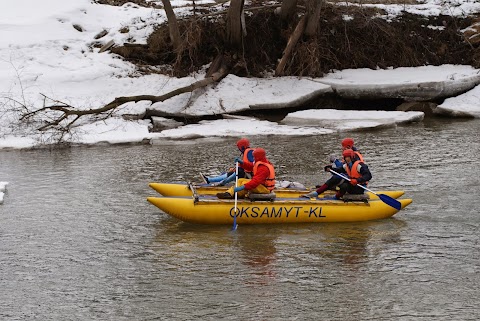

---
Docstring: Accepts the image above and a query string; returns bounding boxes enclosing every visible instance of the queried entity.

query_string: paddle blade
[379,194,402,210]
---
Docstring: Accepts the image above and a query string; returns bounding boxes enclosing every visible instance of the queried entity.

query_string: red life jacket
[253,161,276,191]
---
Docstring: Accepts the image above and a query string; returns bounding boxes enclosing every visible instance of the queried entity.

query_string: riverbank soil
[104,0,480,77]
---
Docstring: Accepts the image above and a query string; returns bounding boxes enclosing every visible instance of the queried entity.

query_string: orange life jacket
[344,160,368,185]
[241,148,255,172]
[355,151,364,163]
[253,161,276,191]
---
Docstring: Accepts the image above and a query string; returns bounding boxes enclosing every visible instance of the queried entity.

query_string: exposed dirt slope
[103,1,479,77]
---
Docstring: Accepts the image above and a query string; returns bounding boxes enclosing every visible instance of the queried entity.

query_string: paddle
[329,169,402,210]
[232,161,239,231]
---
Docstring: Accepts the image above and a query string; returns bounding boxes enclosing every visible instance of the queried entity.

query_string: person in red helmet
[330,148,372,199]
[216,148,276,199]
[302,138,365,198]
[200,138,255,185]
[340,137,364,162]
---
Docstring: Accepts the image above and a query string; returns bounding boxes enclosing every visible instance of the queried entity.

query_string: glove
[329,154,338,163]
[234,157,244,164]
[234,185,245,193]
[324,165,333,172]
[350,179,358,185]
[301,191,318,198]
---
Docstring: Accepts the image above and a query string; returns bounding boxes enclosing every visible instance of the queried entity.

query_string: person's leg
[249,184,270,194]
[217,178,250,198]
[217,172,235,185]
[209,167,243,184]
[348,185,365,195]
[335,181,350,199]
[237,167,246,178]
[325,175,342,188]
[316,176,343,194]
[206,173,228,183]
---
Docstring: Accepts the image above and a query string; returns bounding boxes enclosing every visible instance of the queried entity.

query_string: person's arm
[354,163,372,184]
[244,165,269,190]
[332,159,343,168]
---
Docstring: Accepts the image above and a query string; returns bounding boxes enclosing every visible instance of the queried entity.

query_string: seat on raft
[248,192,276,201]
[342,193,370,203]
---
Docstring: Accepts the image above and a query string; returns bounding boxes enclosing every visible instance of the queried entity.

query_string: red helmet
[253,148,266,161]
[342,149,355,159]
[236,138,250,151]
[341,138,354,149]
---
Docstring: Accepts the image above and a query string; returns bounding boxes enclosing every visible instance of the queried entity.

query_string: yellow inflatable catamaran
[149,182,405,200]
[147,183,412,225]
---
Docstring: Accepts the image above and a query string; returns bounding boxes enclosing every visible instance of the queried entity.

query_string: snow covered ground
[0,182,8,204]
[1,0,480,150]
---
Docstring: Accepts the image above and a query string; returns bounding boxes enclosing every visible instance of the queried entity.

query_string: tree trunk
[280,0,298,21]
[161,0,181,51]
[226,0,245,49]
[305,0,322,37]
[275,15,307,76]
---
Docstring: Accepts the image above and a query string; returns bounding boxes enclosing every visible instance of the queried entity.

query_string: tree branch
[19,68,229,135]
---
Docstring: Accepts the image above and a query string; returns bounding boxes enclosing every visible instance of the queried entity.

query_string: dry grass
[110,1,480,77]
[329,0,419,4]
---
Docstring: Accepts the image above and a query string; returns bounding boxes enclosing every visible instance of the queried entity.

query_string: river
[0,118,479,320]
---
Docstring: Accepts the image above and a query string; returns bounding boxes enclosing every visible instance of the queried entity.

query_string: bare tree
[226,0,245,49]
[275,15,307,76]
[305,0,322,37]
[275,0,324,75]
[279,0,298,21]
[161,0,182,51]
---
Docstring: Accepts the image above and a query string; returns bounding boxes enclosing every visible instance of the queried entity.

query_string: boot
[200,172,210,184]
[216,192,233,199]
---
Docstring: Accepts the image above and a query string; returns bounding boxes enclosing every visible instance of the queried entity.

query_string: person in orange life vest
[201,138,255,186]
[216,148,276,199]
[302,137,365,198]
[331,148,372,199]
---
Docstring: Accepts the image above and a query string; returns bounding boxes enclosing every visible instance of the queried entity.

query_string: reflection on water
[0,118,479,320]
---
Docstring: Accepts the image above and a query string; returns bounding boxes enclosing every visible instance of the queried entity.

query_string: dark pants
[337,181,365,196]
[325,175,343,189]
[227,167,251,179]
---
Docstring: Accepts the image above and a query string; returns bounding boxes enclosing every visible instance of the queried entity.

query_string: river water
[0,118,479,320]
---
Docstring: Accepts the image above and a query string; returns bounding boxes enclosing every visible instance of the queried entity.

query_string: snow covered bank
[1,0,480,150]
[148,75,333,116]
[282,109,424,130]
[435,85,480,117]
[0,182,8,204]
[318,65,480,101]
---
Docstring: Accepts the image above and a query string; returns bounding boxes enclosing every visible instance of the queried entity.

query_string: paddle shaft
[232,162,239,230]
[329,169,375,195]
[329,168,402,210]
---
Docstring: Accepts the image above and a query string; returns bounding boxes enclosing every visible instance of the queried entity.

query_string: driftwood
[20,67,229,133]
[275,15,307,76]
